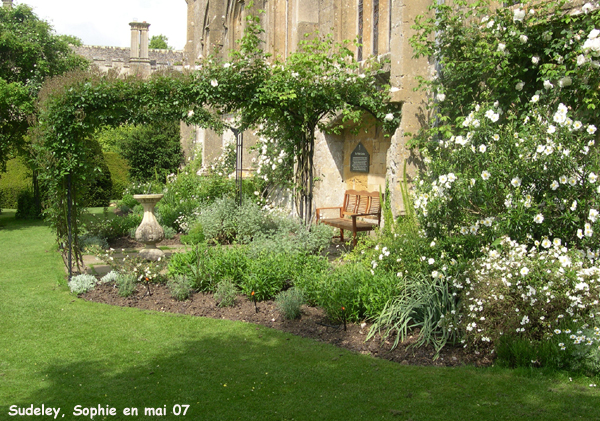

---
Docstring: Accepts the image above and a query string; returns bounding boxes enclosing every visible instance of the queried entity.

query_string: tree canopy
[149,34,172,50]
[0,4,88,170]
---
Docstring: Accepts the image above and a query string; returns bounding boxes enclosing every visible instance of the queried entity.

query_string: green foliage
[180,222,205,245]
[100,270,119,284]
[214,279,238,308]
[67,274,97,294]
[15,189,41,219]
[116,121,183,183]
[82,210,142,243]
[83,138,113,207]
[0,157,31,209]
[168,244,249,291]
[167,275,193,301]
[275,288,304,320]
[0,4,88,170]
[149,34,172,50]
[103,152,129,199]
[79,234,109,253]
[116,272,137,297]
[368,274,459,355]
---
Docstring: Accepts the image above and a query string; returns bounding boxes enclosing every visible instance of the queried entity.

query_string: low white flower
[571,200,578,211]
[547,125,556,134]
[589,172,598,183]
[223,62,231,68]
[481,170,490,180]
[587,124,597,134]
[542,238,552,248]
[511,177,522,188]
[585,222,594,237]
[520,267,530,276]
[531,94,539,103]
[534,213,544,224]
[428,258,435,265]
[550,180,559,190]
[589,209,599,222]
[479,144,487,153]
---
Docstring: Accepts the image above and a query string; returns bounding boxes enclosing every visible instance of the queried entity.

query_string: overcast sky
[15,0,188,50]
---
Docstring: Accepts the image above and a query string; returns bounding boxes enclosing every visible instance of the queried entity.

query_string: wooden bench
[316,190,382,246]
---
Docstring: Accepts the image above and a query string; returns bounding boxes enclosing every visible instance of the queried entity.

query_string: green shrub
[15,189,42,219]
[103,152,130,199]
[198,196,239,244]
[0,157,31,209]
[68,274,97,294]
[79,234,109,252]
[214,279,238,308]
[82,139,113,207]
[180,222,205,245]
[116,273,137,297]
[275,288,304,320]
[167,275,193,301]
[118,121,182,182]
[168,245,249,291]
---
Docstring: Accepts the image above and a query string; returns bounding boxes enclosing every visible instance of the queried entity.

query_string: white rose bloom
[583,36,600,57]
[558,77,572,88]
[520,35,528,44]
[543,80,553,90]
[210,79,219,87]
[577,54,587,66]
[532,56,540,64]
[590,28,600,40]
[513,9,526,22]
[384,113,394,121]
[497,43,506,52]
[436,93,446,102]
[515,82,525,91]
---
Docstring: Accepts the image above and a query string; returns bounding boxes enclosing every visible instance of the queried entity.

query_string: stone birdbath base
[133,194,165,261]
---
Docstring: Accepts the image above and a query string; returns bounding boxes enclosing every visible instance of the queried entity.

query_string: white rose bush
[390,0,600,370]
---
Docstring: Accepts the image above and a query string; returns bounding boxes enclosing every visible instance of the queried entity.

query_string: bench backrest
[341,190,382,219]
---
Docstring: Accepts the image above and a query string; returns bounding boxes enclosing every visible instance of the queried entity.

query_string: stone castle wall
[72,45,185,76]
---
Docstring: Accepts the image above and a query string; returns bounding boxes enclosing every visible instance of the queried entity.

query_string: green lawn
[0,210,598,420]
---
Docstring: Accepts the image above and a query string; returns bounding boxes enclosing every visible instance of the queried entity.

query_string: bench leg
[340,228,344,242]
[352,230,357,247]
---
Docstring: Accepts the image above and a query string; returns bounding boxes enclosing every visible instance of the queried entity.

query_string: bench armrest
[316,206,342,221]
[350,212,381,227]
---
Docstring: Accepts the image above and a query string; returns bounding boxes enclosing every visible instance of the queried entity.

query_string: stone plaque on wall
[350,142,370,173]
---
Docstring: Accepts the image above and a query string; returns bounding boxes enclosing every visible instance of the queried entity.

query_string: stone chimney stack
[129,21,151,61]
[129,21,151,77]
[3,0,13,9]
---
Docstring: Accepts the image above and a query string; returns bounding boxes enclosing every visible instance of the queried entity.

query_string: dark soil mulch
[81,237,492,368]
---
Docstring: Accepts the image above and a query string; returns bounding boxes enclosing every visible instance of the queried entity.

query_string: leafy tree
[0,4,88,170]
[149,34,172,50]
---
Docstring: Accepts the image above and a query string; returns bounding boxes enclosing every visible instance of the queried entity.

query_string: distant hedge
[0,157,31,209]
[103,151,129,200]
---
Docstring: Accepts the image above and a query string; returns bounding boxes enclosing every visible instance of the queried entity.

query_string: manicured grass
[0,210,599,420]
